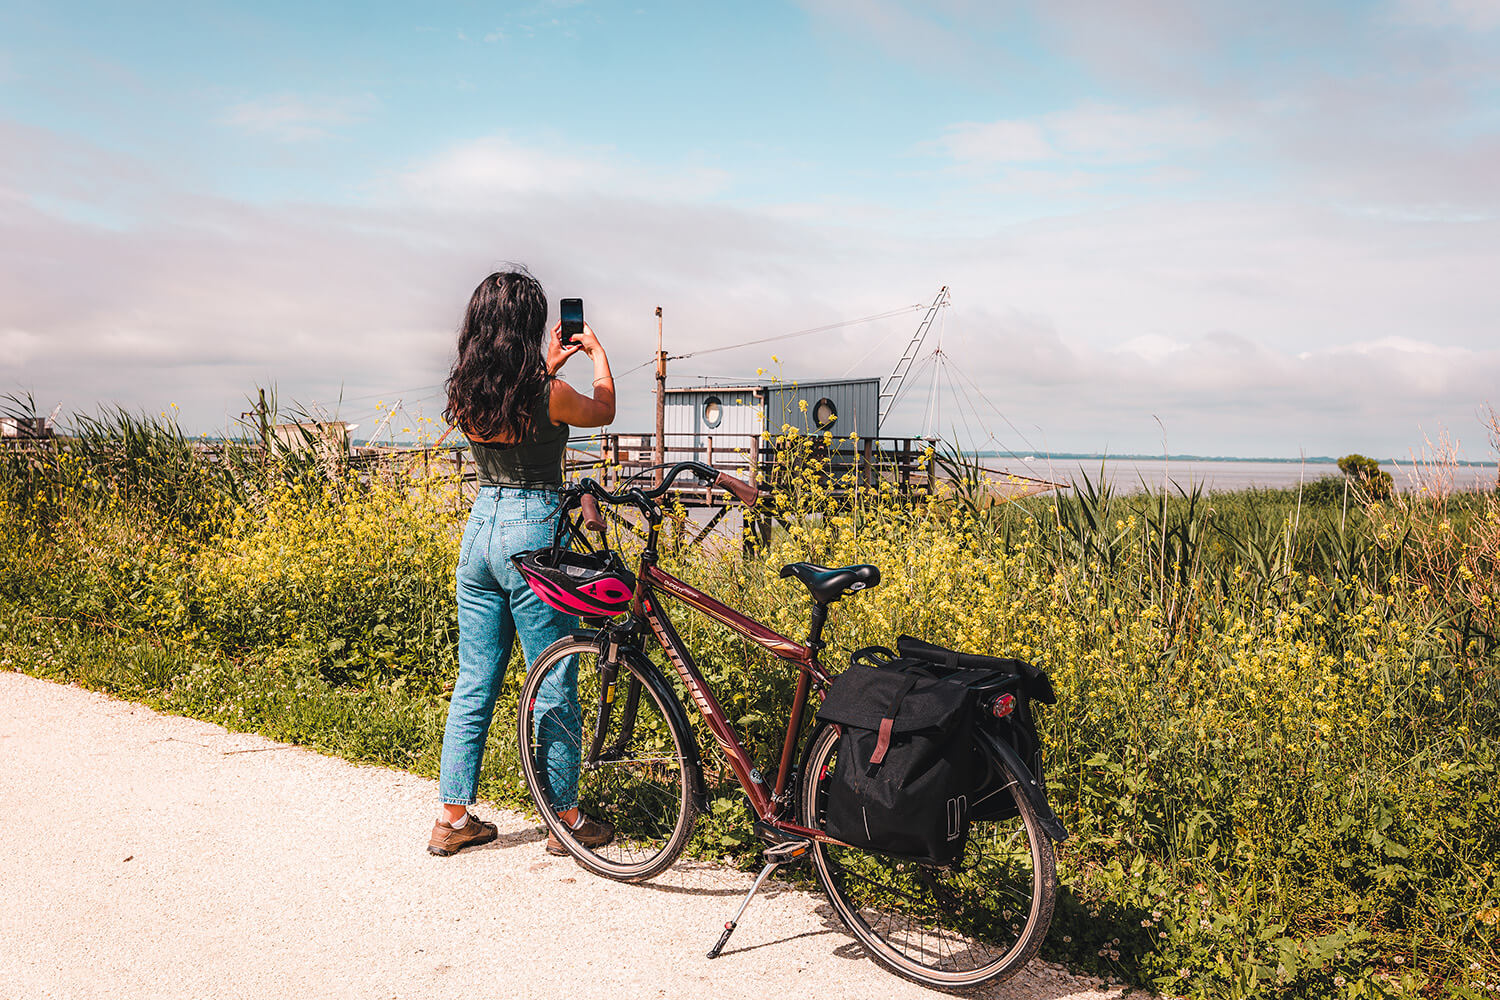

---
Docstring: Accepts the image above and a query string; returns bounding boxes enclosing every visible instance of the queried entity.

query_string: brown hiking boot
[545,815,615,856]
[427,813,499,856]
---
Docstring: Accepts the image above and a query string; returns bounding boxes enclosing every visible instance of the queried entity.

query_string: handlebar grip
[714,472,759,507]
[579,493,606,532]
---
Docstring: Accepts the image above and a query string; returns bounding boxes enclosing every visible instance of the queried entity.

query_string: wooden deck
[349,431,1060,509]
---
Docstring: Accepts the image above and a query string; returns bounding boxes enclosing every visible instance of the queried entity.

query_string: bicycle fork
[706,837,812,959]
[584,633,641,768]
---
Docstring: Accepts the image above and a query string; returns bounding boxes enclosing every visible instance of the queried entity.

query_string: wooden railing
[340,433,947,504]
[562,433,962,503]
[10,431,1052,507]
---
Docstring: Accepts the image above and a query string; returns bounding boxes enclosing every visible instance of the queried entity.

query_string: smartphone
[560,298,584,345]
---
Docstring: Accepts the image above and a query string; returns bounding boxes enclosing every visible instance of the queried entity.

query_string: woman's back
[469,382,568,489]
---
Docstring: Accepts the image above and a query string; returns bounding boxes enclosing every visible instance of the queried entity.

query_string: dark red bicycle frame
[634,562,834,842]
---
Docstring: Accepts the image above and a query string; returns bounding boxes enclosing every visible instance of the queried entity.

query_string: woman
[428,268,616,857]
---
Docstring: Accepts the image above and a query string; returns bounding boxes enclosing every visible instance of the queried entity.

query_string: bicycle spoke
[801,724,1057,988]
[518,638,696,882]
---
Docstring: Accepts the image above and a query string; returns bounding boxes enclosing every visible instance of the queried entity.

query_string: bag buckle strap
[868,673,921,766]
[869,716,895,765]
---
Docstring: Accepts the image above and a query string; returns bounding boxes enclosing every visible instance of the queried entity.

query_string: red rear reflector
[990,693,1016,719]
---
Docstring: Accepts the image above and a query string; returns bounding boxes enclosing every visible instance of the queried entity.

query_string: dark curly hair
[444,269,550,441]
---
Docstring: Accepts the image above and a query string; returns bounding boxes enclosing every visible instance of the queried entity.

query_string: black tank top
[469,381,569,488]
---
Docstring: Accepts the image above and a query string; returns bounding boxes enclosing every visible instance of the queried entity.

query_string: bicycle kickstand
[706,840,810,959]
[707,861,780,959]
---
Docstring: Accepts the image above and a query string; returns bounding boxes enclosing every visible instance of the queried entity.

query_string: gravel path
[0,671,1126,1000]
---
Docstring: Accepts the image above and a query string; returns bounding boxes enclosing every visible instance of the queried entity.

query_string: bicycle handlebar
[579,492,606,532]
[570,461,759,514]
[713,470,759,506]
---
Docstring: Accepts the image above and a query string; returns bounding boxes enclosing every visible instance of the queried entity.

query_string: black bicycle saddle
[779,562,881,605]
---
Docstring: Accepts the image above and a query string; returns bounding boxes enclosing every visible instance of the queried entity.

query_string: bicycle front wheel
[799,723,1058,989]
[517,637,697,882]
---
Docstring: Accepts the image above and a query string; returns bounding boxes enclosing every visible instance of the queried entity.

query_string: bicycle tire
[799,722,1058,989]
[517,636,697,882]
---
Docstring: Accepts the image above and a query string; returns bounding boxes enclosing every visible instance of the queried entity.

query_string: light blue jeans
[439,486,581,809]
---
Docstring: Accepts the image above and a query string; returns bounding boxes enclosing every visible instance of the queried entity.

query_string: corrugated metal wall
[765,379,879,438]
[664,379,880,453]
[664,387,765,451]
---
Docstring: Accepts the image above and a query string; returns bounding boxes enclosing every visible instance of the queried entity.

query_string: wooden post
[654,306,665,485]
[257,388,270,456]
[861,437,873,488]
[705,436,714,502]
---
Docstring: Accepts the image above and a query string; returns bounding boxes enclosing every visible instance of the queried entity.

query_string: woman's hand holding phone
[546,322,582,375]
[572,322,602,359]
[545,322,615,427]
[547,322,604,375]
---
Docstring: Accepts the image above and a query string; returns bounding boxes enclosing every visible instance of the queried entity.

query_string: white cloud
[1388,0,1500,31]
[400,136,614,199]
[937,104,1226,168]
[1044,105,1228,163]
[0,329,43,367]
[938,120,1053,164]
[219,94,378,143]
[396,134,732,205]
[887,315,1500,458]
[1114,334,1189,363]
[4,111,1500,459]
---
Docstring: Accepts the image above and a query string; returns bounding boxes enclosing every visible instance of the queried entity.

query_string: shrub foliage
[2,398,1498,998]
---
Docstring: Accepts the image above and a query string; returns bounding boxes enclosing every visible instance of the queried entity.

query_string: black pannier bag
[893,636,1056,823]
[815,637,1058,865]
[815,654,980,866]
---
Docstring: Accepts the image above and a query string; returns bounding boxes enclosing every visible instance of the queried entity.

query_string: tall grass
[2,399,1498,998]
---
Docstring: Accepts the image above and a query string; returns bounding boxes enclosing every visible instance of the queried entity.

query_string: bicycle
[513,461,1067,989]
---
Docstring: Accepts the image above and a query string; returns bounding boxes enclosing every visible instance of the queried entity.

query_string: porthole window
[813,397,838,429]
[703,395,723,428]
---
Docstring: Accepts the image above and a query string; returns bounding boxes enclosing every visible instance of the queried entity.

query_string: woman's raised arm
[548,322,615,428]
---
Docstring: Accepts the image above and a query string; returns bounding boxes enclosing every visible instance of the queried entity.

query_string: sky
[2,0,1498,458]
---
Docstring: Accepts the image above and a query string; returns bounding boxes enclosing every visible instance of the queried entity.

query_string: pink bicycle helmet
[513,547,637,617]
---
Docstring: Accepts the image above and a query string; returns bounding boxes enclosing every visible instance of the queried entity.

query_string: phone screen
[560,298,584,343]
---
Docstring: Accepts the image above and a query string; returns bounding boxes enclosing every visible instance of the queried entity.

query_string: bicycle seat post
[805,601,829,655]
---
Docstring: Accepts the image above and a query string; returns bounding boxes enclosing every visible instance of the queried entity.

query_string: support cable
[940,361,986,452]
[948,363,1050,467]
[945,361,998,448]
[613,302,924,381]
[672,304,923,361]
[839,319,914,378]
[888,352,937,415]
[922,351,943,440]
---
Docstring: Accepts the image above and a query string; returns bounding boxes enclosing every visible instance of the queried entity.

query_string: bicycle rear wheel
[517,637,697,882]
[799,723,1058,989]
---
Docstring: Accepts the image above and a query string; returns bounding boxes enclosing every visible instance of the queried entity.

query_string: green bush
[3,415,1499,998]
[1339,454,1395,502]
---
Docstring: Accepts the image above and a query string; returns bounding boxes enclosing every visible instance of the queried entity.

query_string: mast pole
[654,306,665,486]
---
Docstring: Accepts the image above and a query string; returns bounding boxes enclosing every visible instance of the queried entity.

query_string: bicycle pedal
[763,839,811,863]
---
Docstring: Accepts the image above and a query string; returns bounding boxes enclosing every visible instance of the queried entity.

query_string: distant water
[991,456,1499,495]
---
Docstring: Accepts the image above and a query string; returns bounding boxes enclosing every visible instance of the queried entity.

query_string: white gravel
[0,670,1128,1000]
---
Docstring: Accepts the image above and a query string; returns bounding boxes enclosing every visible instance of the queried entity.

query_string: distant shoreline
[159,435,1500,468]
[967,451,1498,468]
